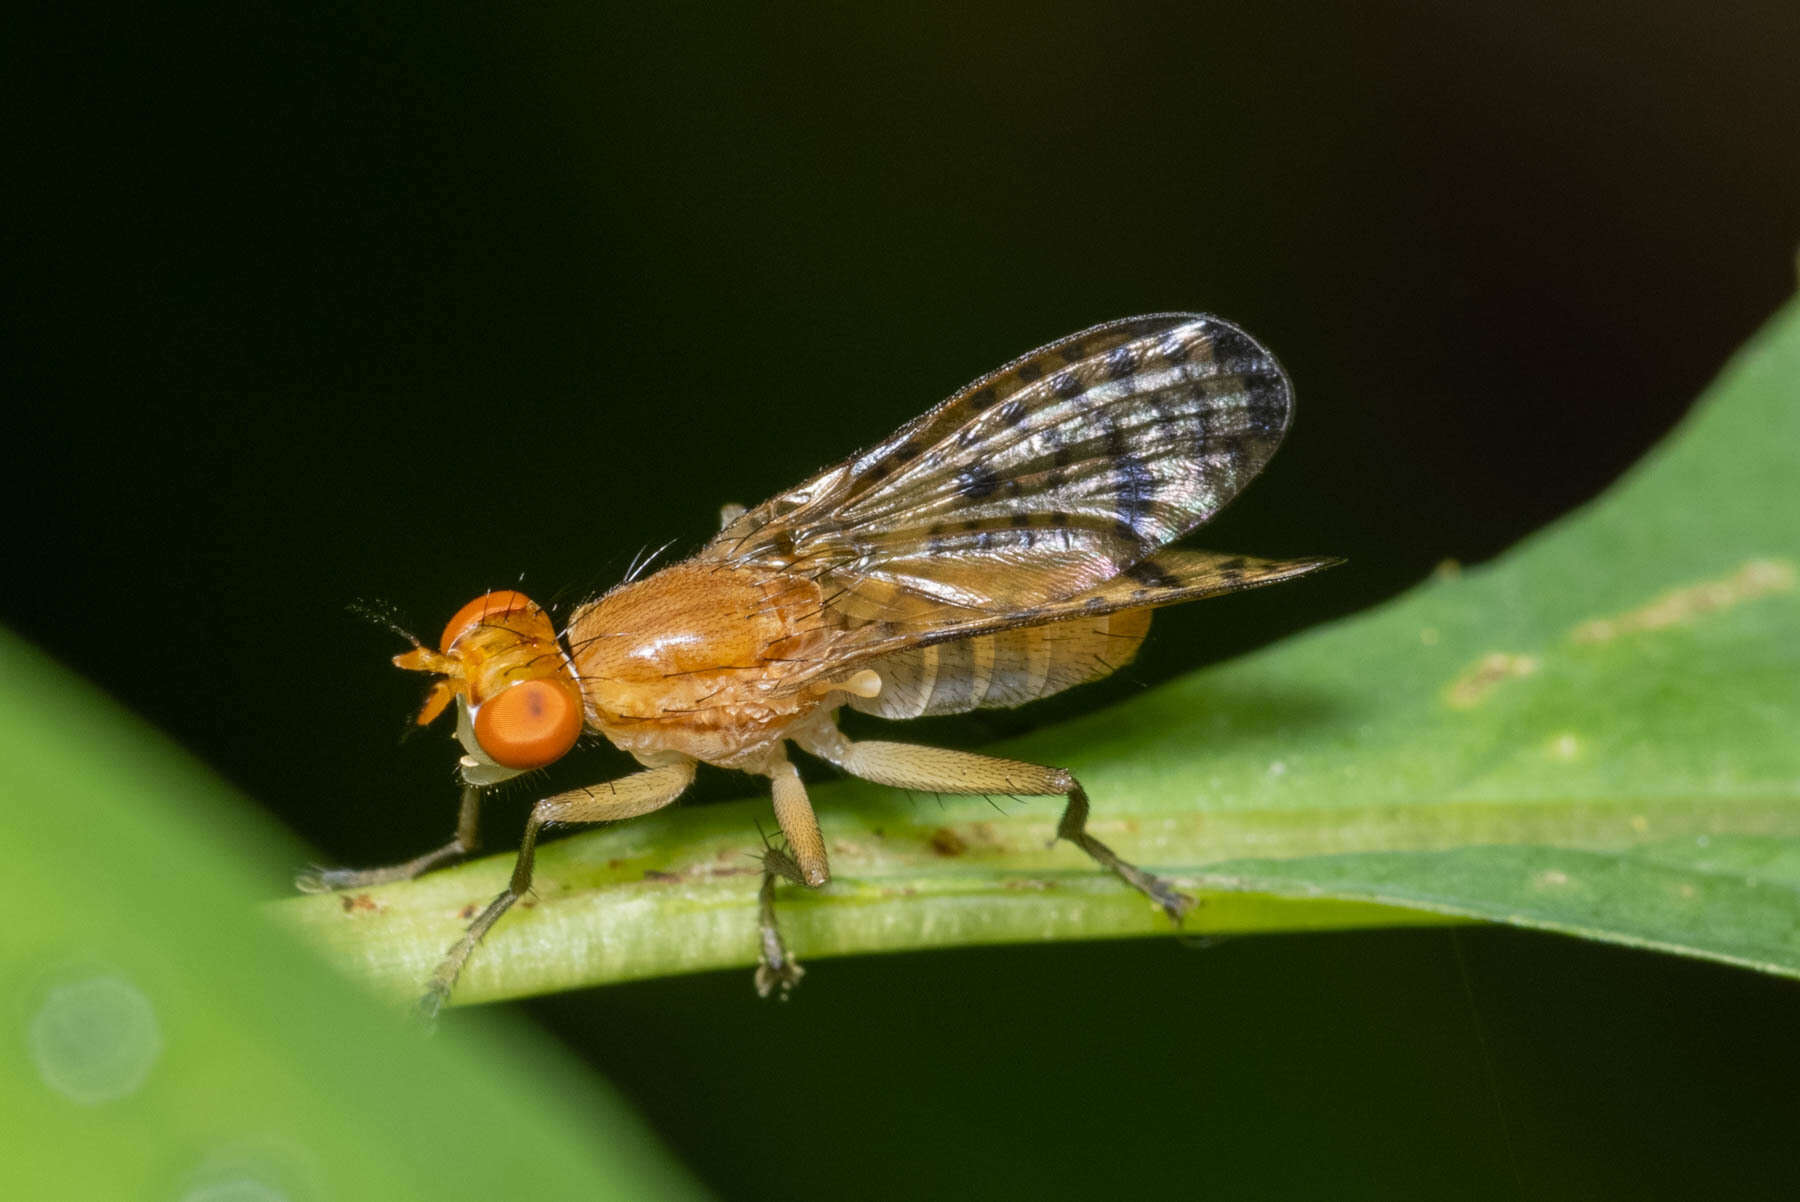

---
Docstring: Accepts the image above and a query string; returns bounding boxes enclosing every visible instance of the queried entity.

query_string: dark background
[8,3,1800,1198]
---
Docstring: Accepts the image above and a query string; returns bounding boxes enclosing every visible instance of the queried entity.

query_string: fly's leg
[296,785,483,893]
[1051,778,1192,920]
[754,758,827,998]
[755,839,807,1000]
[795,725,1193,921]
[770,758,829,886]
[420,759,696,1019]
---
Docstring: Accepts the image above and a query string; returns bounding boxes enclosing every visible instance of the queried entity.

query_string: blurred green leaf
[0,635,706,1199]
[280,299,1800,1006]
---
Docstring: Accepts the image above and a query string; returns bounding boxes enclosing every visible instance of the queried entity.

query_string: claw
[754,955,805,1000]
[293,865,343,894]
[414,985,448,1030]
[1154,885,1196,924]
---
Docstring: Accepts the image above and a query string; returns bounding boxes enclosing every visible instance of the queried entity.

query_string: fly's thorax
[564,562,832,761]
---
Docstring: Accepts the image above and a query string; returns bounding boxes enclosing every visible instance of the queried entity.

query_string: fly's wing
[833,549,1341,666]
[842,550,1339,718]
[696,313,1314,681]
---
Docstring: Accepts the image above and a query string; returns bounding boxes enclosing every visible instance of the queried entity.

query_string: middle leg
[754,758,827,998]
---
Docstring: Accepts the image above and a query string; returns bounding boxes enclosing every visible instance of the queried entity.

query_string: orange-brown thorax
[565,563,832,769]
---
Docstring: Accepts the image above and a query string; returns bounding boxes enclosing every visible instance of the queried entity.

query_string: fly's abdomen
[850,608,1151,719]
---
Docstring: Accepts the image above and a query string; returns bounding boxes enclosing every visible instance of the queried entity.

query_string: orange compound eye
[439,590,540,652]
[472,679,583,770]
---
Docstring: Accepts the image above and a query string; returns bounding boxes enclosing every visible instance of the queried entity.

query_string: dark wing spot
[1126,560,1182,589]
[1242,370,1289,432]
[957,464,1000,499]
[1057,340,1086,364]
[1205,324,1268,375]
[968,386,998,410]
[997,397,1025,426]
[890,439,923,464]
[1104,419,1128,457]
[1009,513,1031,527]
[1115,454,1157,531]
[1048,510,1070,526]
[1190,408,1211,451]
[1051,371,1083,399]
[1106,346,1138,380]
[1016,361,1043,384]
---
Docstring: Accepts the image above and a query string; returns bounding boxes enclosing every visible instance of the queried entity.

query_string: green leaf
[278,299,1800,1006]
[0,633,707,1199]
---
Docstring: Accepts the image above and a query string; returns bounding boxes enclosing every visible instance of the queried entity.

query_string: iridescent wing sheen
[702,313,1297,619]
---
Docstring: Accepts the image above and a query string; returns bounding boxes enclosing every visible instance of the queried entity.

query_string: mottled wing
[701,313,1295,622]
[832,550,1339,667]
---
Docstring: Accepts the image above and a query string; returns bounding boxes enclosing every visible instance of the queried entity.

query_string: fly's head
[393,590,585,784]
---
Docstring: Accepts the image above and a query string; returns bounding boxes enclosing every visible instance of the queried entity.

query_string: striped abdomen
[848,609,1152,719]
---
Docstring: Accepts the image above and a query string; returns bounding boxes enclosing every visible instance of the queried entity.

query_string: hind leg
[794,724,1191,920]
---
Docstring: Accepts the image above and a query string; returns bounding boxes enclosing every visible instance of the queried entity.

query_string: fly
[299,313,1339,1013]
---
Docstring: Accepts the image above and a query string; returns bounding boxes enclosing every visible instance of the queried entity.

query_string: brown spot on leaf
[1571,559,1795,644]
[1445,652,1541,709]
[928,827,967,856]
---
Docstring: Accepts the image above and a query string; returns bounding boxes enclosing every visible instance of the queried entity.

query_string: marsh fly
[300,313,1338,1013]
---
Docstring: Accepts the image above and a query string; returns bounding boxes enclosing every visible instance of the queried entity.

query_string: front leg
[421,759,696,1018]
[794,724,1193,921]
[296,784,483,893]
